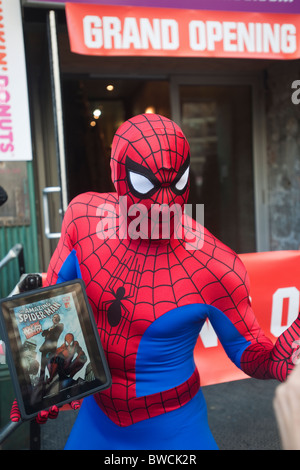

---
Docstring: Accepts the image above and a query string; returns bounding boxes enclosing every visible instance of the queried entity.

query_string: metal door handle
[42,187,61,239]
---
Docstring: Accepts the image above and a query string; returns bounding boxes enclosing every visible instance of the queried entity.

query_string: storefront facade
[0,2,300,447]
[2,0,300,292]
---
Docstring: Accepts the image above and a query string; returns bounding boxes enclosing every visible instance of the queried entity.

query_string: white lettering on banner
[199,319,218,348]
[271,287,299,337]
[161,19,179,50]
[83,15,179,51]
[83,14,296,56]
[83,15,102,48]
[140,18,161,49]
[103,17,121,49]
[189,21,296,54]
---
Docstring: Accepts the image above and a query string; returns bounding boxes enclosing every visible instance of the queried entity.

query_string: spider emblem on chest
[105,286,131,327]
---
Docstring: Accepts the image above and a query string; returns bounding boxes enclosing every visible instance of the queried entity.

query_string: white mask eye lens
[175,167,189,191]
[129,171,155,195]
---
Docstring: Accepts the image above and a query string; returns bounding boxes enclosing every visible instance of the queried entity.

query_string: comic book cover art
[11,291,94,406]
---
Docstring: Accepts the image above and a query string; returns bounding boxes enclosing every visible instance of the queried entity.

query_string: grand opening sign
[66,3,300,59]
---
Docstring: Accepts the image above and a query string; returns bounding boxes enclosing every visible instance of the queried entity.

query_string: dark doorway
[179,84,255,253]
[62,78,171,201]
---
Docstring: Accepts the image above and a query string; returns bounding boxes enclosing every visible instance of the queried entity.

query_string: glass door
[171,77,268,254]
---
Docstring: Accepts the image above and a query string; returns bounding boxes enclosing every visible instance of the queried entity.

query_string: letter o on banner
[271,287,300,337]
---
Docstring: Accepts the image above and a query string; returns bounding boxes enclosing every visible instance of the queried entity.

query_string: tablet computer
[0,279,111,421]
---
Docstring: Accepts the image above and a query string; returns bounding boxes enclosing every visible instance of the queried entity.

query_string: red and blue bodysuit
[45,114,300,449]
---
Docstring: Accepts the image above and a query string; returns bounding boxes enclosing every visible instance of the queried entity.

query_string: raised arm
[207,253,300,382]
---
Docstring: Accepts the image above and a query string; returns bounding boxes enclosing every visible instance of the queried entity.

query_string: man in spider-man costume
[30,114,300,448]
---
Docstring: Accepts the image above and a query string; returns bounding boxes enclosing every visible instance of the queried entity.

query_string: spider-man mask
[111,114,190,240]
[65,333,74,347]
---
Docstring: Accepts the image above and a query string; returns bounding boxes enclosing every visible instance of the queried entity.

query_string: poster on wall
[65,3,300,60]
[0,0,32,161]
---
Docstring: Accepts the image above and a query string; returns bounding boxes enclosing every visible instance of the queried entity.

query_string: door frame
[170,74,269,253]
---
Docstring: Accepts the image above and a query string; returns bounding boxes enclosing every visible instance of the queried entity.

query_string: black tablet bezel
[0,279,111,420]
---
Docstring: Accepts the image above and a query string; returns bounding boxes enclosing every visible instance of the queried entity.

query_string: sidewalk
[39,377,281,450]
[202,377,280,450]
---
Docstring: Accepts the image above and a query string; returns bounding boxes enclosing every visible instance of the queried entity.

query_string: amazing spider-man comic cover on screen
[11,291,91,403]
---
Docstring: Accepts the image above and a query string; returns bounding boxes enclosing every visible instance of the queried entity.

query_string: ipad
[0,279,111,421]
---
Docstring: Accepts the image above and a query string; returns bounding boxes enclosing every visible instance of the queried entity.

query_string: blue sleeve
[56,249,82,284]
[207,305,251,369]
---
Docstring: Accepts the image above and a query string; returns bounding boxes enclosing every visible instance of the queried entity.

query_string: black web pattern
[46,114,291,426]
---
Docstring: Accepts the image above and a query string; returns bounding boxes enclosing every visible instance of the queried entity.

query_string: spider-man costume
[47,333,87,385]
[42,114,300,449]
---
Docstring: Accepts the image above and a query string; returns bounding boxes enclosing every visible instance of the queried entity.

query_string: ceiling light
[145,106,155,114]
[93,108,101,119]
[106,84,114,91]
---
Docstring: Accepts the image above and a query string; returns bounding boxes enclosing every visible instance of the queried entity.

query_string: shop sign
[66,3,300,60]
[23,0,300,15]
[0,0,32,161]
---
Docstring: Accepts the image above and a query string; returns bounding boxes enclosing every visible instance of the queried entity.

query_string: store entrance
[62,78,171,201]
[176,84,256,253]
[62,77,256,254]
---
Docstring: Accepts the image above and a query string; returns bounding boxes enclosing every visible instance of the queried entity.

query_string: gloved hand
[18,273,42,292]
[10,398,81,424]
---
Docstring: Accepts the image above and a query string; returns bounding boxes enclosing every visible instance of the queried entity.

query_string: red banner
[196,250,300,386]
[66,3,300,59]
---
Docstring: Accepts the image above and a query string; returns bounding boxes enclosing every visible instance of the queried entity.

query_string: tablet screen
[0,280,111,420]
